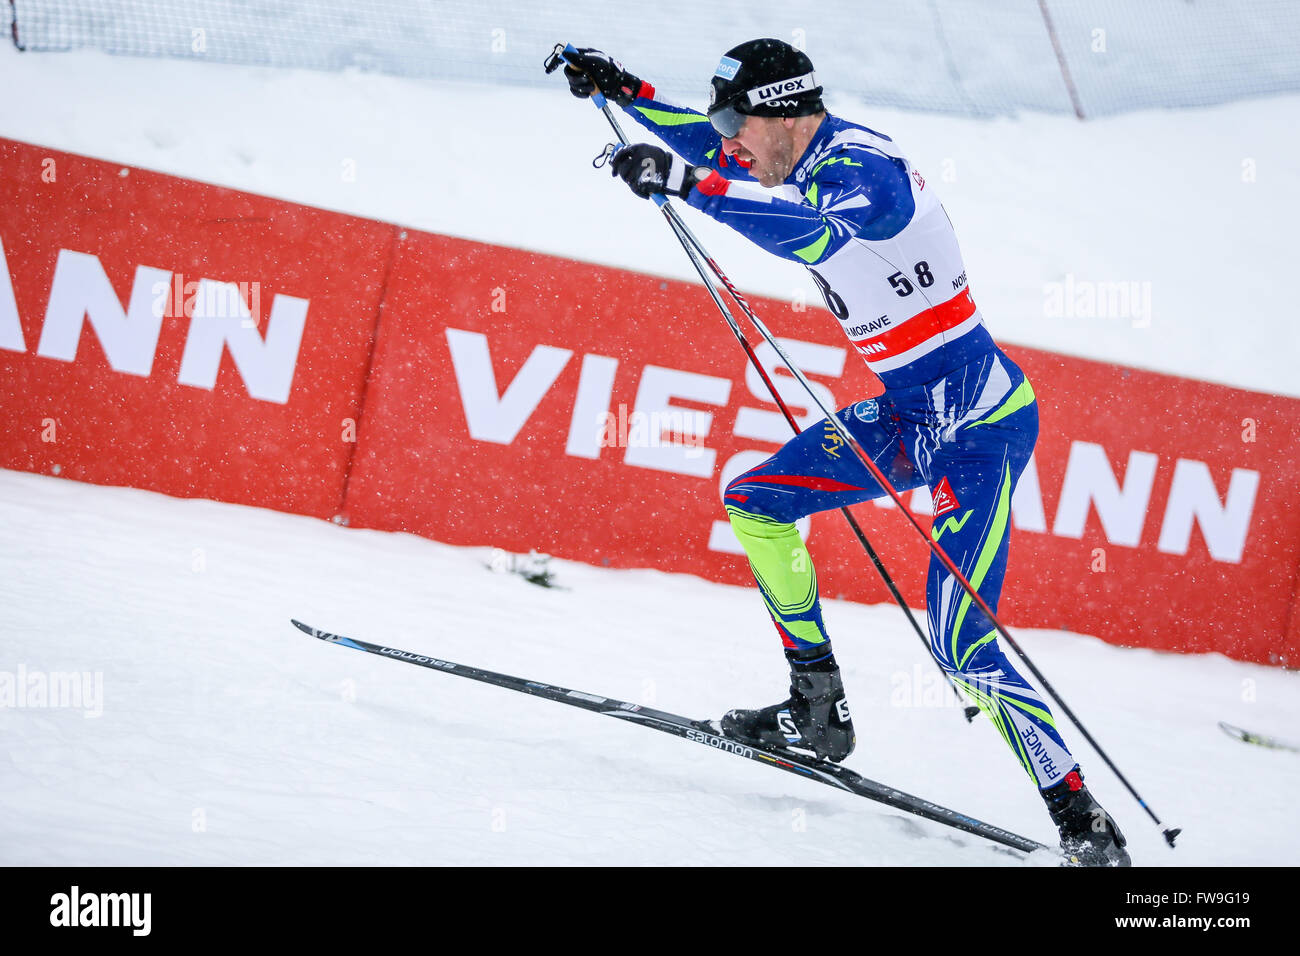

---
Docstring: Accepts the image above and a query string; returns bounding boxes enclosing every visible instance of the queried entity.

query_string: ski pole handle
[544,43,612,110]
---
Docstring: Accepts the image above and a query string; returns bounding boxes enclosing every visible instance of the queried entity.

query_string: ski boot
[721,648,855,762]
[1042,769,1131,866]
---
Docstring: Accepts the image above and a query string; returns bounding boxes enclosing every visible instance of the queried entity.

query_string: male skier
[558,39,1129,866]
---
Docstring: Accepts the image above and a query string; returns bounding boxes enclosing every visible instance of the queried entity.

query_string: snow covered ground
[3,468,1298,866]
[2,44,1298,397]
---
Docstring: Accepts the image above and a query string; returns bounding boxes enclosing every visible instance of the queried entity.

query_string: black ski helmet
[707,38,824,138]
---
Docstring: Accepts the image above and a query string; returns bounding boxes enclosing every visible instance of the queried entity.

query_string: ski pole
[546,44,977,721]
[546,43,1179,847]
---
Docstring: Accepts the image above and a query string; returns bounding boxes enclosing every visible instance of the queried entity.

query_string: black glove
[611,144,708,200]
[563,48,643,107]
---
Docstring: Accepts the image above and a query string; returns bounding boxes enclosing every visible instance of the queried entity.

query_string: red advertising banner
[0,138,392,518]
[344,233,1300,666]
[4,138,1297,666]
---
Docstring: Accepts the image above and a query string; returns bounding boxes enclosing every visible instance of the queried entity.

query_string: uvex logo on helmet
[747,73,816,107]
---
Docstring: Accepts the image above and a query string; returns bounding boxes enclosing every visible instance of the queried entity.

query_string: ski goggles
[707,71,820,139]
[707,100,749,139]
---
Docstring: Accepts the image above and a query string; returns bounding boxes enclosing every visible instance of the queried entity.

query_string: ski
[1219,720,1300,753]
[292,619,1049,856]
